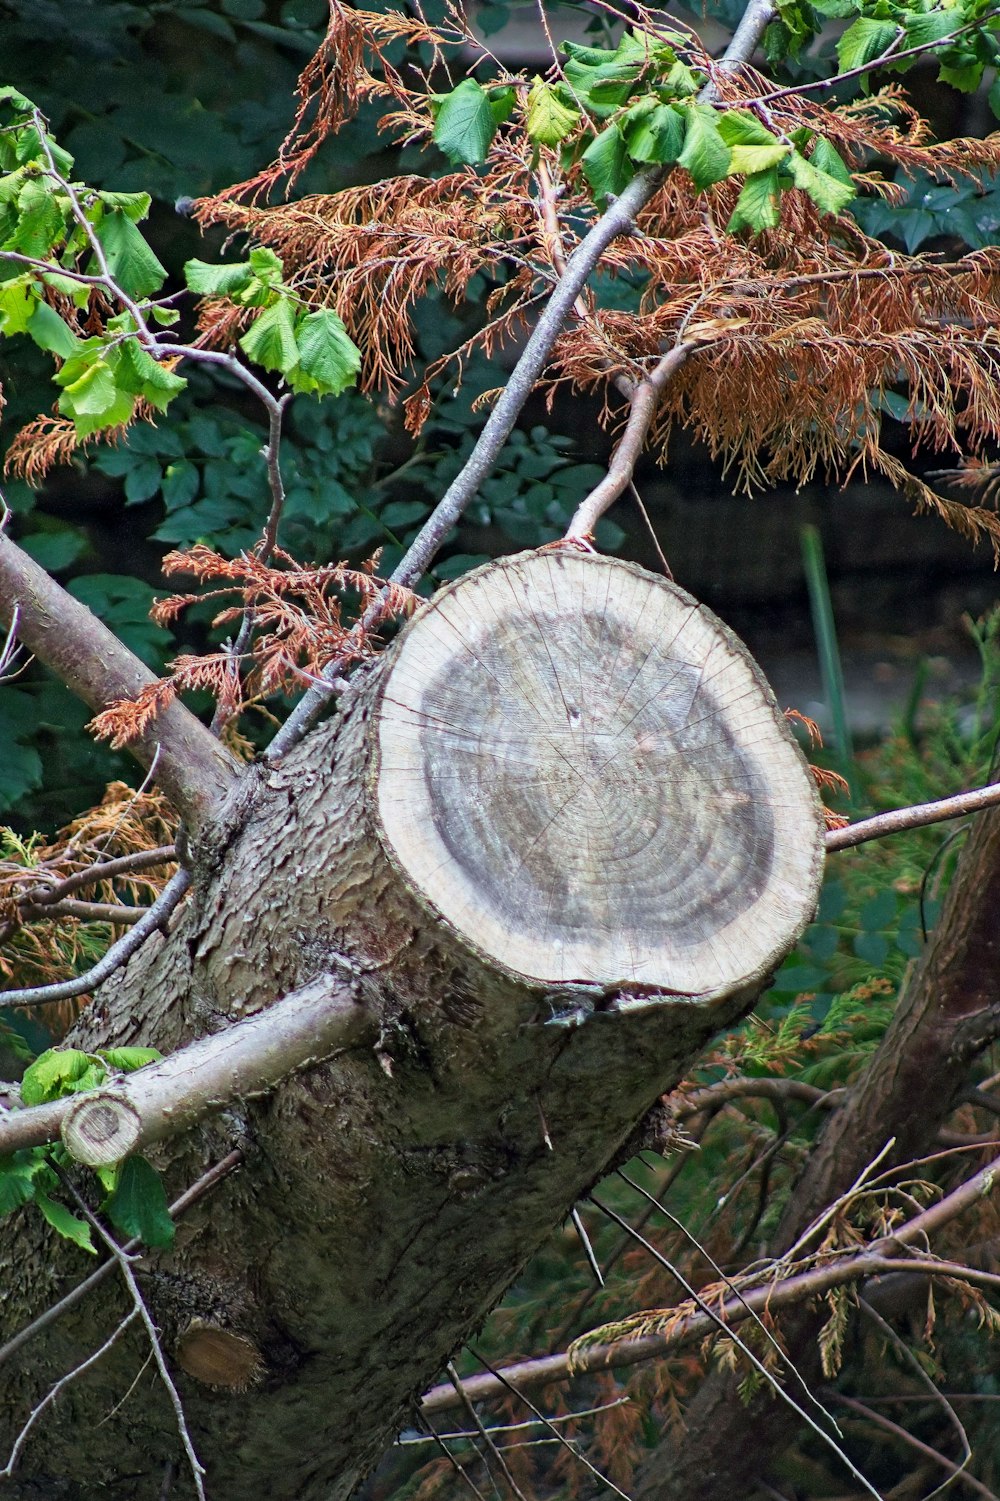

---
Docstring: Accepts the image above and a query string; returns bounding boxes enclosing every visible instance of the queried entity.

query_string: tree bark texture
[0,551,823,1499]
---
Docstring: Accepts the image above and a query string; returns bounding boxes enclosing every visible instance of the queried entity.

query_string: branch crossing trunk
[1,550,824,1500]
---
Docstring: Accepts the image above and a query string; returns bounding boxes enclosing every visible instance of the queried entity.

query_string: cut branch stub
[375,550,824,998]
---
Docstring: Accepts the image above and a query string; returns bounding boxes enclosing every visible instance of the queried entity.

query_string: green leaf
[938,56,984,90]
[18,527,88,570]
[293,308,361,395]
[677,104,732,189]
[26,298,80,357]
[151,304,180,327]
[728,142,790,175]
[788,148,856,214]
[105,1155,175,1248]
[98,1047,163,1072]
[93,210,167,298]
[622,101,685,165]
[11,177,66,258]
[57,357,117,414]
[35,1192,97,1254]
[902,8,961,48]
[581,123,634,203]
[0,85,36,113]
[21,1047,102,1105]
[248,246,284,282]
[0,1152,42,1215]
[726,165,783,232]
[123,454,163,503]
[239,297,299,373]
[488,86,516,125]
[989,74,1000,118]
[162,458,200,509]
[432,78,497,165]
[184,257,254,296]
[97,189,152,222]
[718,110,782,148]
[115,339,187,411]
[836,16,901,72]
[526,79,581,147]
[0,276,37,336]
[809,136,854,188]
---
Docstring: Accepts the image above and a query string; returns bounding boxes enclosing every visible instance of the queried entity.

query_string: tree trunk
[0,550,823,1499]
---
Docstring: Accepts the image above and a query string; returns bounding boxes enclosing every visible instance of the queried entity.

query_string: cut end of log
[61,1090,142,1166]
[175,1319,264,1390]
[375,552,824,998]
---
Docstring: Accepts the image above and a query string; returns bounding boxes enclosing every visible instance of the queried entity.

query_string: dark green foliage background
[0,0,624,827]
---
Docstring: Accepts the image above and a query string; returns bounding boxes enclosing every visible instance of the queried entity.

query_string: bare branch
[23,846,177,903]
[0,971,375,1161]
[0,1149,243,1372]
[564,343,697,541]
[826,782,1000,852]
[1,1309,141,1480]
[0,868,191,1008]
[832,1393,998,1501]
[17,897,151,925]
[52,1163,207,1501]
[0,534,237,827]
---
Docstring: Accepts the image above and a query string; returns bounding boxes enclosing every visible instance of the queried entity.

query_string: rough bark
[625,782,1000,1501]
[0,552,823,1500]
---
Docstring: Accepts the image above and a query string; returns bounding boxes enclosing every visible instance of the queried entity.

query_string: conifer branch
[266,0,779,757]
[418,1149,1000,1416]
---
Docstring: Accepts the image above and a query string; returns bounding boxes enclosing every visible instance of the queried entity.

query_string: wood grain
[376,551,824,994]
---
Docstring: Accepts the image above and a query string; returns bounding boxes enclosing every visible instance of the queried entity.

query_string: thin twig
[588,1192,885,1501]
[834,1392,999,1501]
[0,868,190,1007]
[618,1167,845,1434]
[1,1309,141,1479]
[446,1360,530,1501]
[467,1345,634,1501]
[0,1149,243,1371]
[52,1165,207,1501]
[826,783,1000,852]
[746,10,1000,107]
[858,1295,974,1501]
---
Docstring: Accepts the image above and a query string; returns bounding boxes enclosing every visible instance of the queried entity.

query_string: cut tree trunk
[0,550,824,1500]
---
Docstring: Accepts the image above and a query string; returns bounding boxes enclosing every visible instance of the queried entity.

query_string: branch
[23,846,178,901]
[52,1163,207,1501]
[265,0,779,759]
[17,897,151,925]
[0,971,376,1163]
[0,532,237,828]
[831,1394,998,1501]
[564,343,697,541]
[826,782,1000,852]
[418,1151,1000,1417]
[748,9,1000,106]
[0,1148,243,1371]
[0,868,191,1008]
